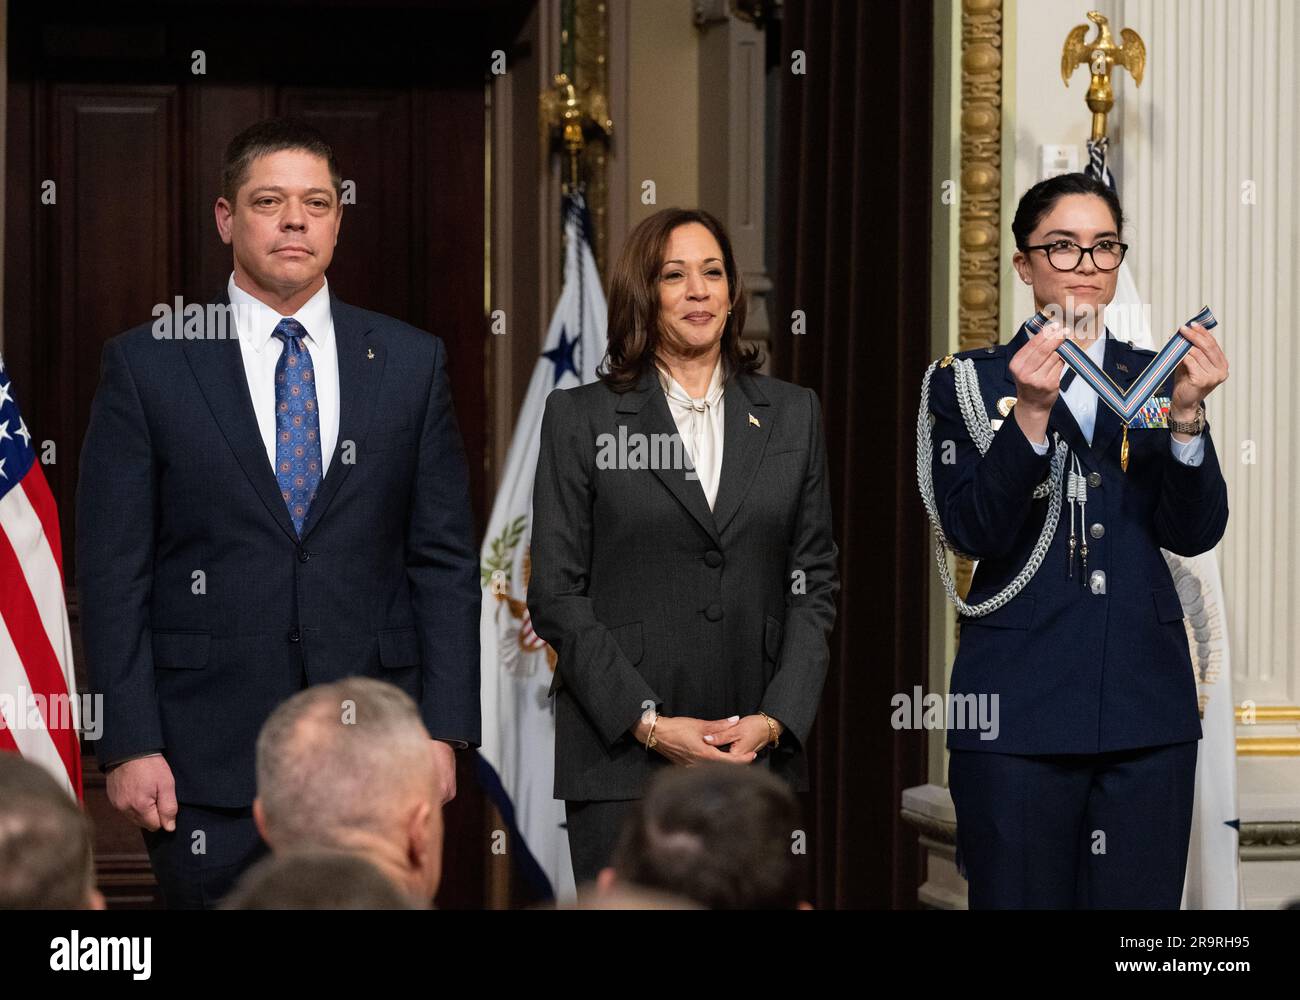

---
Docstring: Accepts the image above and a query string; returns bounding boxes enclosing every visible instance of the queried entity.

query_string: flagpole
[1063,10,1242,911]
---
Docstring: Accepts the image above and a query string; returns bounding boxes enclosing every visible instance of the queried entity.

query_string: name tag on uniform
[1129,395,1171,429]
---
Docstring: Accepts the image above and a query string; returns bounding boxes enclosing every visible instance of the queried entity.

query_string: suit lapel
[616,369,720,547]
[184,289,380,544]
[184,291,300,544]
[1049,395,1090,458]
[300,295,380,540]
[711,372,772,535]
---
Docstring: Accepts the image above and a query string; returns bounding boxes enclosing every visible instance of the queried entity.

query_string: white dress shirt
[1029,331,1204,466]
[657,358,726,510]
[228,274,340,476]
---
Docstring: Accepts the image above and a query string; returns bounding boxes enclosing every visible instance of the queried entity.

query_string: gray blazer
[527,366,839,801]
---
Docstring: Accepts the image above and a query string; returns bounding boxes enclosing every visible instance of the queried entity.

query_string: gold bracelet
[645,712,660,751]
[758,711,778,749]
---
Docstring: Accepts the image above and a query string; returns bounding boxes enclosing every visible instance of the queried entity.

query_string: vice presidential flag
[0,358,83,800]
[1085,140,1242,910]
[477,194,606,900]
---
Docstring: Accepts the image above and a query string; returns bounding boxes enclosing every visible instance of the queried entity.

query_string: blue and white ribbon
[1026,306,1217,426]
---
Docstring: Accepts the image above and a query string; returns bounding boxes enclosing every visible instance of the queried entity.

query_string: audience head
[254,677,441,907]
[601,763,806,909]
[222,850,414,909]
[0,752,103,909]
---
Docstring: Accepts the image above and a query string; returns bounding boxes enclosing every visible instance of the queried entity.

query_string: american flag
[0,356,82,800]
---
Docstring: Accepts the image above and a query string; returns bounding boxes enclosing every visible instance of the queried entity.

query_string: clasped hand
[632,713,779,766]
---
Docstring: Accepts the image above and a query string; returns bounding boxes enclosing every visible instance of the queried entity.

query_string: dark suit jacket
[928,325,1229,755]
[527,366,840,801]
[75,290,481,807]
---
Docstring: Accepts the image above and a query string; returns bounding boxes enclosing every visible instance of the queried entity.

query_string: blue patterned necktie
[272,317,322,536]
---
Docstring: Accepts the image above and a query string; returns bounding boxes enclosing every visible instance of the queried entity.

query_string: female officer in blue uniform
[921,172,1229,908]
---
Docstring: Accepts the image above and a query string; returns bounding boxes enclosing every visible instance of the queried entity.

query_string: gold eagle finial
[1061,11,1146,142]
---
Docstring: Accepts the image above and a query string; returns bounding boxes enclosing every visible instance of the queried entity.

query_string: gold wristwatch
[1168,402,1206,435]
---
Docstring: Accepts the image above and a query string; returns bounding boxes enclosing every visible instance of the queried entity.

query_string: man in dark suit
[76,118,480,908]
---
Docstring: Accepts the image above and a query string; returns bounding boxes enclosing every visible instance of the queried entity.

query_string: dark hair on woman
[599,207,761,392]
[1011,172,1124,250]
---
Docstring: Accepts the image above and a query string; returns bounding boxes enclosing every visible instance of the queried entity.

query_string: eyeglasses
[1022,239,1129,272]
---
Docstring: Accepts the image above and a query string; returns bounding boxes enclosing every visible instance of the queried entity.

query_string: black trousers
[141,802,269,909]
[948,741,1198,909]
[564,799,637,887]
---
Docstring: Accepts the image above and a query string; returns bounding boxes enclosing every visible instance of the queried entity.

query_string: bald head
[254,678,441,902]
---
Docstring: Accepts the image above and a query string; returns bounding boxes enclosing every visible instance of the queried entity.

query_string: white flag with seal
[477,194,606,901]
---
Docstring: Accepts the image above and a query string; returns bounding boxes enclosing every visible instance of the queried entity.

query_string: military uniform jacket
[928,324,1229,755]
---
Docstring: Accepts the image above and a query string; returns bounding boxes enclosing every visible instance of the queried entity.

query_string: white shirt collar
[227,273,333,354]
[1086,328,1109,364]
[657,356,726,410]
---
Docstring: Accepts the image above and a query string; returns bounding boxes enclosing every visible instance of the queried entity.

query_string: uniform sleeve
[1153,423,1229,556]
[927,360,1053,560]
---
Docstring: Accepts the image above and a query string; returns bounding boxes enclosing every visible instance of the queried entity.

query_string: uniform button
[288,628,301,643]
[298,548,311,563]
[1087,472,1102,489]
[1089,570,1106,595]
[1090,523,1104,539]
[704,550,723,568]
[704,604,723,622]
[984,346,996,354]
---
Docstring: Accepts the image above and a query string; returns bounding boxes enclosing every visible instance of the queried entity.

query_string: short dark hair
[221,117,342,205]
[600,207,762,392]
[0,753,96,909]
[221,851,414,910]
[1011,172,1124,250]
[610,764,803,909]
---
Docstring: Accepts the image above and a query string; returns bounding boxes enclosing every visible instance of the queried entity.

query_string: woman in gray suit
[527,208,840,885]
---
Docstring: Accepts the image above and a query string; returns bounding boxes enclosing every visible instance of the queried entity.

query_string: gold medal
[996,396,1017,418]
[1121,424,1130,472]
